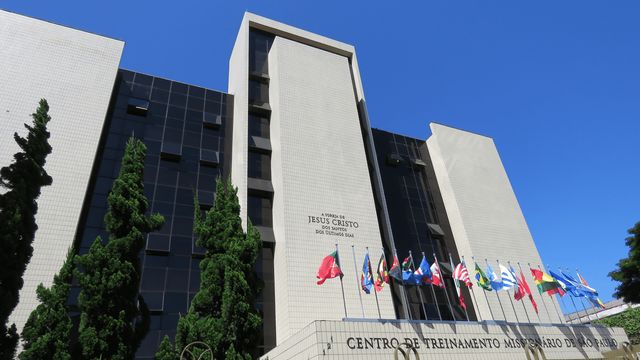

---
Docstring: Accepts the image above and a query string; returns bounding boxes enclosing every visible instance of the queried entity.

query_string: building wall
[426,123,563,324]
[267,35,396,344]
[71,70,230,359]
[0,10,124,332]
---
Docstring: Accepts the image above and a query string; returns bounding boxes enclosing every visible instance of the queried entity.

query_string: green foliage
[75,137,164,359]
[19,249,74,360]
[155,335,177,360]
[594,307,640,344]
[610,222,640,304]
[173,178,262,359]
[0,99,52,359]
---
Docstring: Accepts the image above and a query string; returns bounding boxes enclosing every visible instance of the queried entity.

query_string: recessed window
[248,151,271,180]
[248,195,272,227]
[249,79,269,105]
[249,115,270,138]
[127,97,149,116]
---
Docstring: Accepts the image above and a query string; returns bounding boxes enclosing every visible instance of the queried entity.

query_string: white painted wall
[0,10,123,333]
[427,123,563,324]
[268,36,395,344]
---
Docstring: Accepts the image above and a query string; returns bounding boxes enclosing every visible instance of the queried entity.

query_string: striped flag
[499,264,517,290]
[430,259,444,288]
[452,260,472,310]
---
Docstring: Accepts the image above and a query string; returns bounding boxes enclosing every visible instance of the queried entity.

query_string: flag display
[389,254,402,282]
[475,263,492,291]
[413,256,433,285]
[430,259,444,288]
[577,272,606,309]
[316,250,343,285]
[499,264,517,291]
[517,269,538,314]
[373,253,389,292]
[361,253,374,294]
[530,268,565,296]
[486,264,504,291]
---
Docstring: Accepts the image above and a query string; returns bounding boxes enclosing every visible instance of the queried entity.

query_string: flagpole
[450,253,469,321]
[486,258,507,322]
[531,263,556,323]
[498,260,520,323]
[472,256,494,322]
[545,264,570,324]
[509,261,531,323]
[461,256,479,322]
[336,244,348,318]
[351,245,365,318]
[367,247,382,319]
[518,262,540,324]
[394,248,413,320]
[556,265,583,325]
[410,251,430,320]
[434,253,456,322]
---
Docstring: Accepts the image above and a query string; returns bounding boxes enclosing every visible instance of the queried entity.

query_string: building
[0,9,628,359]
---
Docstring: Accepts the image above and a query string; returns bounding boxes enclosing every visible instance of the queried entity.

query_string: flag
[453,262,473,287]
[499,264,517,291]
[486,264,504,291]
[452,260,471,310]
[412,256,433,285]
[361,253,374,294]
[401,255,416,284]
[389,253,402,282]
[475,263,492,291]
[316,250,343,285]
[576,272,598,295]
[517,270,538,314]
[373,253,389,292]
[430,259,444,288]
[530,268,565,296]
[577,272,605,309]
[549,270,581,297]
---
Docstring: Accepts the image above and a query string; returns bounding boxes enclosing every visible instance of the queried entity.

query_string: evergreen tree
[0,99,53,359]
[75,137,164,359]
[155,335,177,360]
[19,249,74,360]
[173,179,262,359]
[610,221,640,304]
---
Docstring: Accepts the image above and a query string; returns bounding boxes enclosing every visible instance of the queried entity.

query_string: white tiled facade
[268,36,395,343]
[0,10,123,333]
[426,123,563,324]
[261,319,629,360]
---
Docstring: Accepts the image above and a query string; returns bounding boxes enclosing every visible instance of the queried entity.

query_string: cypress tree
[610,221,640,303]
[155,335,177,360]
[19,249,74,360]
[0,99,53,359]
[75,137,164,359]
[173,178,262,359]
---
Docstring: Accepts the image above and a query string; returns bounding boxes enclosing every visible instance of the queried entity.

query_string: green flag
[474,263,492,291]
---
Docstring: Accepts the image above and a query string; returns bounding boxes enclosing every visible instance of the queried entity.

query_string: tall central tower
[228,13,396,346]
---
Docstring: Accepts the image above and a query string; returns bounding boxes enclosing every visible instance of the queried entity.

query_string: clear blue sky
[4,1,639,310]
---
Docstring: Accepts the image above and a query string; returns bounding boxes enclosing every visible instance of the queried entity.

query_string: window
[249,80,269,104]
[127,98,149,116]
[248,151,271,180]
[248,195,272,227]
[249,115,270,138]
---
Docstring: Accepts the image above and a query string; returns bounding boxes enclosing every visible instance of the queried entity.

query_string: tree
[75,137,164,359]
[0,99,53,359]
[19,249,74,360]
[610,222,640,304]
[155,335,177,360]
[172,178,262,359]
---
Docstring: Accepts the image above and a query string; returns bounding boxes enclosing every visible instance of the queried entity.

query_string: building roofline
[0,8,125,43]
[242,11,355,59]
[429,122,494,140]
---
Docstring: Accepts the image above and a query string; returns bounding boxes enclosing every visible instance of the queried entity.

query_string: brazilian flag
[475,263,492,291]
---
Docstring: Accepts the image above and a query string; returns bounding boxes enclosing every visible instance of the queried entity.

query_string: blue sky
[4,1,639,310]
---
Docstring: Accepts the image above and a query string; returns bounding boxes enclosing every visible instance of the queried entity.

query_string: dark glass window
[250,30,273,74]
[248,195,272,227]
[249,115,270,138]
[248,152,271,180]
[249,80,269,104]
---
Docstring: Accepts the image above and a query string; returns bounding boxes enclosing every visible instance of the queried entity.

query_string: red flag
[519,270,538,314]
[316,250,343,285]
[430,259,444,288]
